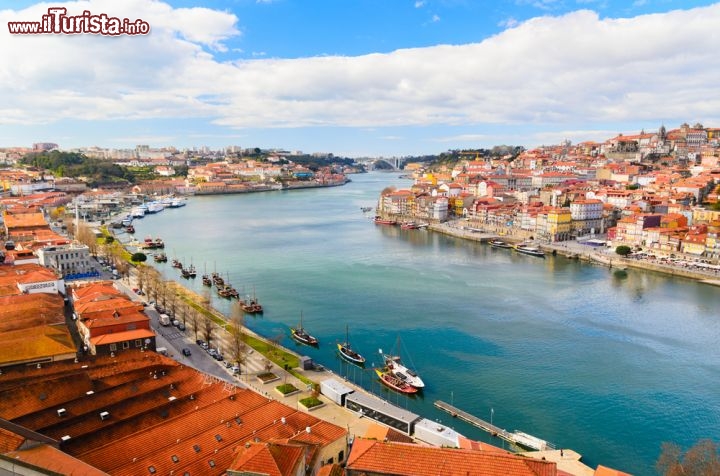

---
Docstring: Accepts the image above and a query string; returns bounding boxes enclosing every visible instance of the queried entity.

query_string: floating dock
[434,400,554,451]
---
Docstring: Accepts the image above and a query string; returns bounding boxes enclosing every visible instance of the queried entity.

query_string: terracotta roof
[346,438,557,476]
[363,422,415,444]
[595,465,632,476]
[0,324,76,367]
[90,328,155,345]
[228,441,304,476]
[0,351,346,476]
[4,444,110,476]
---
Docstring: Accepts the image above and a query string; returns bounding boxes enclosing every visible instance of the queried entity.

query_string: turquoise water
[131,172,720,474]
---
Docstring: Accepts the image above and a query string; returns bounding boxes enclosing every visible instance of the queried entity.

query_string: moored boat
[382,344,424,389]
[291,312,318,346]
[337,325,365,366]
[202,274,212,286]
[375,368,419,394]
[374,216,397,225]
[490,239,512,249]
[171,259,183,269]
[126,224,135,234]
[514,243,546,257]
[153,253,167,263]
[400,221,419,230]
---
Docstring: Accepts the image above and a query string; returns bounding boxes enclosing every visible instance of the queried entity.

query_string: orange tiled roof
[228,442,304,476]
[0,324,76,366]
[346,438,557,476]
[90,328,155,345]
[4,444,110,476]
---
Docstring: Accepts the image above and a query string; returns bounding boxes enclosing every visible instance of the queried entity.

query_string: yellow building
[547,207,572,241]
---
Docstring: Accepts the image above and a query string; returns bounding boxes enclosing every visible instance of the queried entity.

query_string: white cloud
[415,1,426,8]
[498,17,520,29]
[2,0,720,143]
[431,14,440,22]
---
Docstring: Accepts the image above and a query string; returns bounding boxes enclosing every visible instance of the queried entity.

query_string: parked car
[177,322,186,331]
[213,353,224,362]
[182,348,191,356]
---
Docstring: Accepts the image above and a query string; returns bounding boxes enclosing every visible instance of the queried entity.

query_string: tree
[201,313,214,349]
[228,303,248,369]
[131,252,147,263]
[104,235,115,244]
[615,245,632,256]
[657,439,720,475]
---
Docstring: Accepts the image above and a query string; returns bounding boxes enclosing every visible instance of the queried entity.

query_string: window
[135,339,142,348]
[208,460,215,468]
[193,444,201,453]
[215,434,222,442]
[109,344,117,351]
[122,341,130,350]
[171,455,179,463]
[148,466,156,474]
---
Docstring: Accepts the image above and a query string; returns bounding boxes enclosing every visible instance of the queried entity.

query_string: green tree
[104,236,115,244]
[131,252,148,263]
[615,245,632,256]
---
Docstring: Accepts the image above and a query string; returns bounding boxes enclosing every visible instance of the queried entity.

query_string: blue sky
[1,0,719,156]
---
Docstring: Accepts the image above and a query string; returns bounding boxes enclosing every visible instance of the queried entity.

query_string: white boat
[170,197,186,207]
[146,201,164,213]
[514,243,545,257]
[380,336,424,389]
[130,206,146,218]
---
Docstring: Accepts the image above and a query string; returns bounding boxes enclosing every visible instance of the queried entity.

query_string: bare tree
[201,313,214,348]
[228,302,247,368]
[657,439,720,476]
[187,304,200,340]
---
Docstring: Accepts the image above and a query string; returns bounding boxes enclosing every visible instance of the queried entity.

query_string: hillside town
[1,122,718,475]
[379,123,720,265]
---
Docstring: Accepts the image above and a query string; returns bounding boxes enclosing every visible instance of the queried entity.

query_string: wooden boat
[187,264,197,278]
[374,216,397,225]
[375,368,418,394]
[153,253,167,263]
[202,274,212,286]
[337,325,365,366]
[291,312,318,346]
[217,285,234,298]
[126,224,135,234]
[382,336,424,389]
[400,221,420,230]
[514,243,546,257]
[490,239,512,249]
[171,259,182,269]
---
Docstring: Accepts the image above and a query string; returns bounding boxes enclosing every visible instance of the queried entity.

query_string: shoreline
[429,220,720,285]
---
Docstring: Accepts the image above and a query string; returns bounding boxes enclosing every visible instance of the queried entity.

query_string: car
[172,319,180,327]
[231,365,240,375]
[177,322,186,331]
[196,339,204,346]
[182,348,191,356]
[207,348,218,356]
[213,353,224,361]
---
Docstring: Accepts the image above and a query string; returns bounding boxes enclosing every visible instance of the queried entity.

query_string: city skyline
[1,0,719,157]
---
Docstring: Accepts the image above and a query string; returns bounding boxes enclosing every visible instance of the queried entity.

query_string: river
[128,172,720,474]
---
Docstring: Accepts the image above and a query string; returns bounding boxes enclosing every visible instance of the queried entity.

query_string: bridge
[353,156,409,171]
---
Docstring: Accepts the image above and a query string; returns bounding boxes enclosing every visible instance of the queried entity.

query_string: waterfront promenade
[430,219,720,285]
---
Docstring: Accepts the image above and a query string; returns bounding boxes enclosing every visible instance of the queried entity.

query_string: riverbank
[430,219,720,286]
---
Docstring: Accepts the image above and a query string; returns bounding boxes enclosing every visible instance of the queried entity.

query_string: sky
[1,0,720,157]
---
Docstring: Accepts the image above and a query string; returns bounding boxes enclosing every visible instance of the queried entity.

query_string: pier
[434,400,554,451]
